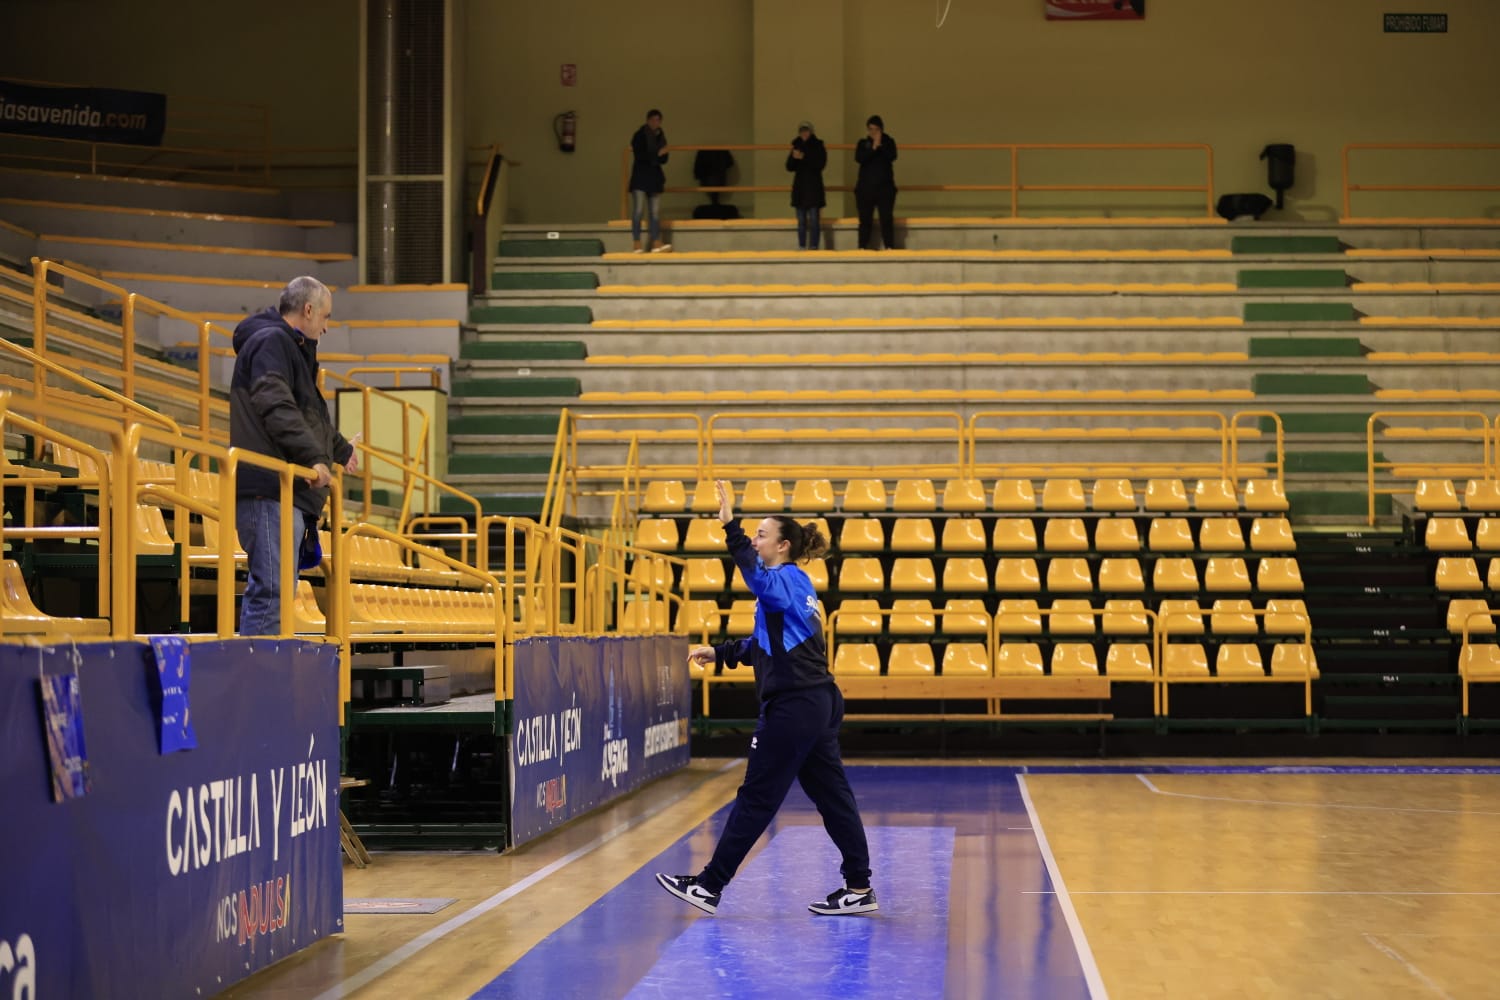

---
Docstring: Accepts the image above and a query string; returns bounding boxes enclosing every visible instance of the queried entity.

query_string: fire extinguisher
[554,112,577,154]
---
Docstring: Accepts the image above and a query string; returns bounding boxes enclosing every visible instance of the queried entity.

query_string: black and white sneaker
[808,887,879,916]
[655,873,720,915]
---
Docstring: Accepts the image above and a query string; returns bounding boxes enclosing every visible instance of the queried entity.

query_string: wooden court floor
[226,759,1500,999]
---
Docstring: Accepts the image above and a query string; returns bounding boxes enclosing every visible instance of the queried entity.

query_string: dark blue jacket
[854,134,898,196]
[629,124,669,194]
[230,308,352,515]
[786,135,827,209]
[711,521,833,700]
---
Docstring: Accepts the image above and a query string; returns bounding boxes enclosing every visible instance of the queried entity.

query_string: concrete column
[751,0,845,220]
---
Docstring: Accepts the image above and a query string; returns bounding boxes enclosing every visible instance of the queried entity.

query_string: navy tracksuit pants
[699,682,872,892]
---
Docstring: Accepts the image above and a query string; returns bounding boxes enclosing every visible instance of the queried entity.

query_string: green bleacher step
[491,271,599,291]
[468,305,593,325]
[1287,489,1391,517]
[1231,235,1344,255]
[438,493,548,516]
[461,340,587,361]
[344,486,397,507]
[1252,372,1372,395]
[449,414,561,436]
[1244,302,1358,323]
[1279,450,1380,474]
[448,454,554,476]
[1238,269,1350,289]
[1261,412,1375,434]
[498,239,604,257]
[1249,337,1364,358]
[450,377,581,398]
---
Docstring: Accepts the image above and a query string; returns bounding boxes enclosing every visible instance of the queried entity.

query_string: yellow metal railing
[318,367,431,517]
[1365,410,1493,525]
[1158,609,1315,718]
[1342,142,1500,220]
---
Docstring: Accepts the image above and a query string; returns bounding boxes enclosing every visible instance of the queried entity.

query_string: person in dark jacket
[854,114,898,250]
[786,121,827,250]
[230,276,357,635]
[656,480,876,918]
[628,109,671,253]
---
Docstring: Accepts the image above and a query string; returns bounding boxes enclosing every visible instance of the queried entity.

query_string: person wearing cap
[786,121,827,251]
[854,114,898,250]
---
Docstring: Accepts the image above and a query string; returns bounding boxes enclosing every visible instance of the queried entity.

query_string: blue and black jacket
[710,520,832,700]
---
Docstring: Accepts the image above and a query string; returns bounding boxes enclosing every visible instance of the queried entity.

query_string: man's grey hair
[279,276,330,316]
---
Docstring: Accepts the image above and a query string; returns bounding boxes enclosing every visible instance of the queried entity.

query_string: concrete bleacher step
[1283,451,1376,474]
[1252,373,1372,395]
[436,492,548,516]
[34,234,358,285]
[1238,269,1350,289]
[1266,412,1374,434]
[1244,302,1358,323]
[460,340,587,360]
[449,413,560,436]
[1249,336,1365,357]
[1232,235,1344,255]
[450,376,580,397]
[490,271,599,291]
[0,197,352,254]
[448,454,553,475]
[469,304,592,324]
[499,238,603,257]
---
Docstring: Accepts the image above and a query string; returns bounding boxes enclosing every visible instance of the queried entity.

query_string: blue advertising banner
[510,634,691,845]
[0,79,168,146]
[0,638,342,999]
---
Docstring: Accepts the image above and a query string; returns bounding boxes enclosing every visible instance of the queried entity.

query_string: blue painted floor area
[471,766,1094,1000]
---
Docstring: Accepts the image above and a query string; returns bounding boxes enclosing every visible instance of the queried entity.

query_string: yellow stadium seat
[1476,518,1500,551]
[942,644,991,677]
[1270,643,1319,678]
[1042,478,1087,512]
[1263,598,1310,636]
[1249,517,1297,552]
[993,479,1038,512]
[677,599,722,637]
[1490,558,1500,591]
[1046,557,1093,592]
[1243,479,1291,513]
[993,518,1039,552]
[1051,643,1100,676]
[1257,557,1305,592]
[1102,599,1149,636]
[727,599,757,633]
[683,518,727,552]
[634,518,680,551]
[1158,599,1205,636]
[690,480,721,513]
[1464,480,1500,513]
[941,518,987,552]
[791,479,835,512]
[995,642,1045,676]
[893,478,938,512]
[888,644,937,676]
[1050,598,1096,636]
[1043,518,1090,552]
[134,505,174,556]
[633,556,674,590]
[942,478,988,512]
[683,558,725,593]
[642,480,687,513]
[294,580,326,633]
[1459,643,1500,678]
[890,599,936,634]
[836,599,884,636]
[840,557,886,591]
[1414,479,1462,512]
[842,478,888,512]
[1446,598,1494,635]
[998,599,1044,637]
[1144,478,1190,512]
[891,558,937,591]
[1148,517,1195,552]
[833,643,881,676]
[1216,644,1265,677]
[891,518,937,552]
[1152,558,1200,592]
[1091,478,1137,512]
[741,479,786,512]
[620,599,670,633]
[1210,599,1259,635]
[942,557,990,591]
[1199,518,1247,552]
[942,599,991,635]
[1205,557,1252,593]
[1098,558,1145,593]
[1094,518,1141,552]
[1426,517,1472,551]
[803,558,829,590]
[839,518,886,552]
[1194,479,1241,512]
[1106,643,1154,677]
[995,558,1042,592]
[1163,643,1210,677]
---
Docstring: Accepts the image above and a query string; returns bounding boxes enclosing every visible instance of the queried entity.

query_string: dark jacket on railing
[230,307,352,516]
[786,135,827,209]
[629,125,669,194]
[854,134,898,196]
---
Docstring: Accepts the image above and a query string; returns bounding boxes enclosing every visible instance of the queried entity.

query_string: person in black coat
[786,121,827,250]
[628,109,671,252]
[854,114,898,250]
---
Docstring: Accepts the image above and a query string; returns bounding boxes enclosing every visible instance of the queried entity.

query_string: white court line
[1363,933,1455,999]
[1135,774,1500,815]
[1016,775,1109,1000]
[314,759,745,1000]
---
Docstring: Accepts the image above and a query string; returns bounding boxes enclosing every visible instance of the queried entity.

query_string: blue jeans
[237,498,305,636]
[796,207,821,249]
[631,189,661,245]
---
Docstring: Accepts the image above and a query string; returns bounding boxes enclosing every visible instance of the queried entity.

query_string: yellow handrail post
[121,292,137,402]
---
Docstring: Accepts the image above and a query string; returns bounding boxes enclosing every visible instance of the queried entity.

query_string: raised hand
[715,479,734,525]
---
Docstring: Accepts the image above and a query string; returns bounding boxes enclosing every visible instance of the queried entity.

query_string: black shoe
[808,887,879,916]
[656,873,720,915]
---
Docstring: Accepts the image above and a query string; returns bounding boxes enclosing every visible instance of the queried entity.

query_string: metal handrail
[1341,142,1500,219]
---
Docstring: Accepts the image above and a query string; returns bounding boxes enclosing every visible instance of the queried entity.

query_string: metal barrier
[1341,143,1500,220]
[1365,410,1492,525]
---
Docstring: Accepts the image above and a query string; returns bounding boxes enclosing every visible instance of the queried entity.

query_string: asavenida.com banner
[0,79,167,146]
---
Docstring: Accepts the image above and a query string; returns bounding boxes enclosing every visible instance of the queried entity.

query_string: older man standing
[230,275,357,635]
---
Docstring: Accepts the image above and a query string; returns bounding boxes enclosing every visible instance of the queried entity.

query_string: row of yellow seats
[986,598,1309,637]
[0,559,109,636]
[1425,516,1500,552]
[831,642,1016,678]
[830,555,1304,594]
[832,640,1315,679]
[347,583,497,633]
[641,477,1288,516]
[581,388,1256,402]
[1446,599,1499,634]
[340,534,465,588]
[1434,558,1500,592]
[1414,479,1500,513]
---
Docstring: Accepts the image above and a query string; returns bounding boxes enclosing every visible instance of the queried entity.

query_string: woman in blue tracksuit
[657,480,876,917]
